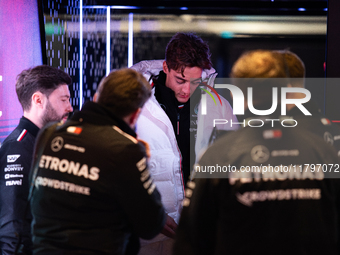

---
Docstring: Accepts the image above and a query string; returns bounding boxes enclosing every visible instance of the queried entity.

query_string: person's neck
[23,110,42,129]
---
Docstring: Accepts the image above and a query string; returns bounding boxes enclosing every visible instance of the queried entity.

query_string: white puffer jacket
[136,90,184,222]
[131,60,238,244]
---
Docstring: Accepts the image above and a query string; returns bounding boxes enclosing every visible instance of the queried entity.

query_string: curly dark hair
[165,32,212,76]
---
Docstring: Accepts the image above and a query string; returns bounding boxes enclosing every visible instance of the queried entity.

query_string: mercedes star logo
[250,145,270,163]
[324,132,334,145]
[51,136,64,152]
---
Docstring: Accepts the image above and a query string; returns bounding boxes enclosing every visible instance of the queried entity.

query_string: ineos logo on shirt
[51,137,64,152]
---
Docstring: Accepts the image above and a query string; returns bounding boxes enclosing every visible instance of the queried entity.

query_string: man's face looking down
[163,61,202,104]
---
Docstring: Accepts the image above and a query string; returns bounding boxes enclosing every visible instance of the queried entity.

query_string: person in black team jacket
[0,66,73,254]
[173,50,340,255]
[30,68,166,255]
[278,50,340,154]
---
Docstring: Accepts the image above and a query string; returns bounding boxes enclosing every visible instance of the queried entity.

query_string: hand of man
[161,215,177,239]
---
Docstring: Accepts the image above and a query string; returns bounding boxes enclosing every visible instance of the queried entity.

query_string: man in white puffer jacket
[131,33,238,255]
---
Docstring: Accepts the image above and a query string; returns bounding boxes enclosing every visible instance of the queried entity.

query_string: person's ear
[32,91,45,109]
[93,92,98,102]
[163,61,169,74]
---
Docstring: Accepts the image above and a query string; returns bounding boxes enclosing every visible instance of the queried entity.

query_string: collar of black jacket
[154,71,179,108]
[18,116,40,137]
[71,101,137,138]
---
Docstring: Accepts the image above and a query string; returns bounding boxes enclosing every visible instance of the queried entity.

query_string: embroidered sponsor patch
[67,126,83,135]
[4,164,23,172]
[140,169,150,182]
[7,154,20,163]
[17,129,27,141]
[5,174,24,179]
[136,157,147,172]
[250,145,270,163]
[263,129,282,139]
[321,118,331,125]
[143,178,153,189]
[147,183,156,195]
[6,179,22,186]
[51,137,64,152]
